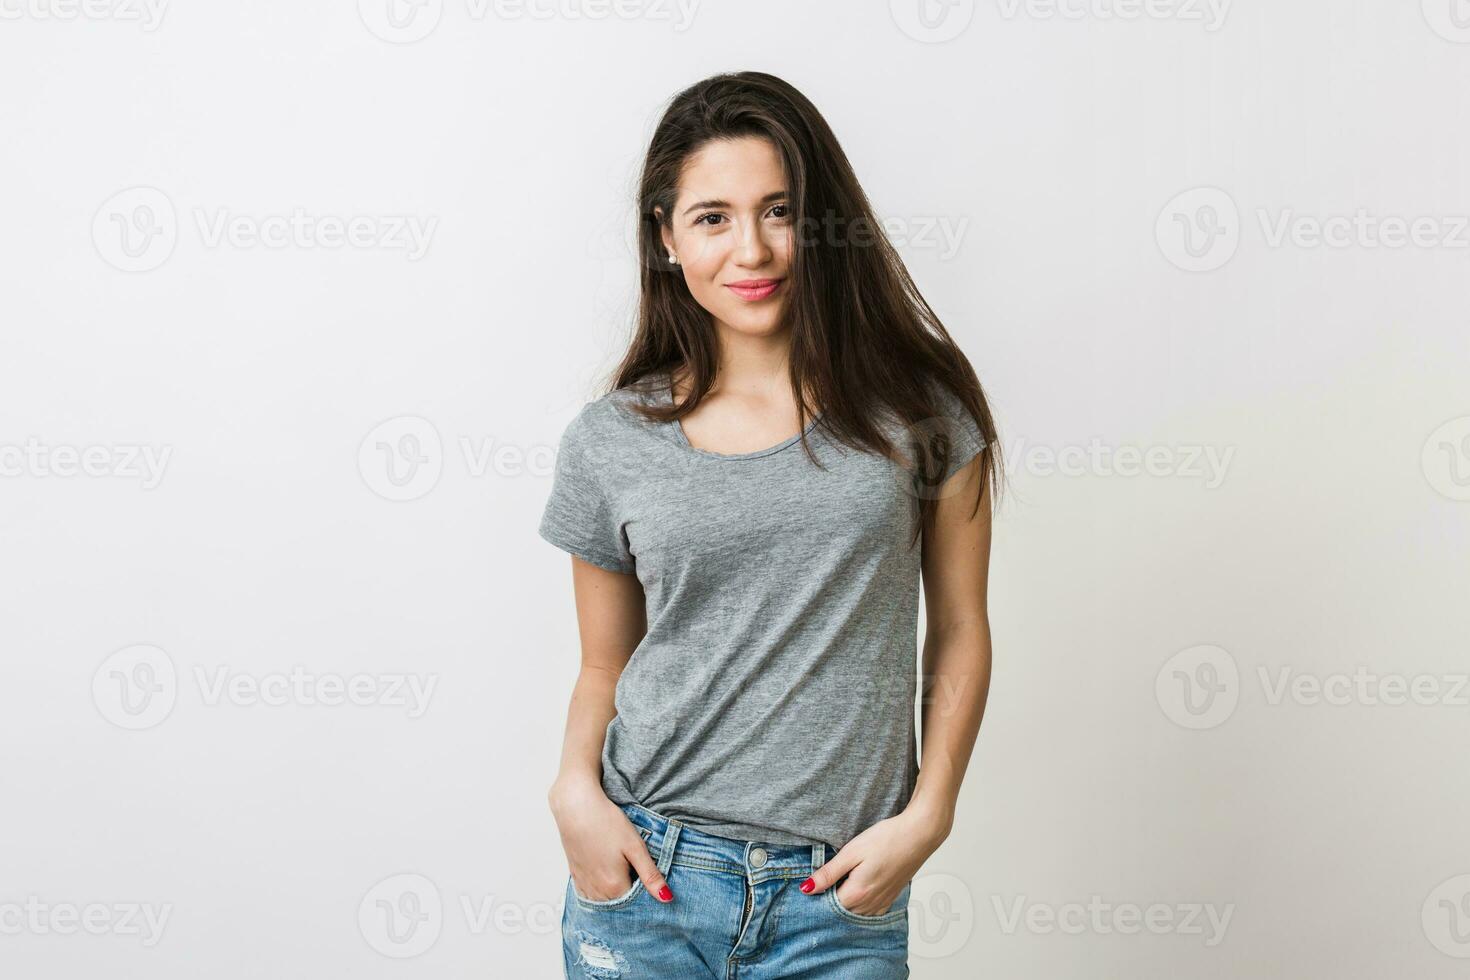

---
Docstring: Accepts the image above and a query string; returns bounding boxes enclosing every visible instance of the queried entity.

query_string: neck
[690,321,793,399]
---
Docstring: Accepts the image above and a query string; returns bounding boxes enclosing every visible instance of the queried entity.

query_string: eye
[768,203,791,220]
[695,213,725,227]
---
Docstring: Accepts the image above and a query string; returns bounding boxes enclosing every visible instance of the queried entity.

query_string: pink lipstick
[725,278,783,301]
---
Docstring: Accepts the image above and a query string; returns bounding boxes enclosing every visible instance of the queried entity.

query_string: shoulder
[921,373,969,417]
[923,375,985,442]
[871,373,979,435]
[556,378,663,452]
[870,373,987,486]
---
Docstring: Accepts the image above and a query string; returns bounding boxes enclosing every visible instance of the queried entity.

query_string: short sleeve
[930,380,988,485]
[538,409,636,574]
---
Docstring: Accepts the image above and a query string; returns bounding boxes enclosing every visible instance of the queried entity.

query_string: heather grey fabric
[538,373,985,851]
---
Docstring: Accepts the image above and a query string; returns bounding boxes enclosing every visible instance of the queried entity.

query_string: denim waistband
[617,800,829,884]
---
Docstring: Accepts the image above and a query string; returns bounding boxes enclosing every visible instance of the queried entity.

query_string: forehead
[676,136,788,203]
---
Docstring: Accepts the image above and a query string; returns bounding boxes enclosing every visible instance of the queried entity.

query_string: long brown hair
[605,70,1002,545]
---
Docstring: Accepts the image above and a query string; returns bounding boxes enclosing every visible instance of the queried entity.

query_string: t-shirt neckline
[664,370,822,461]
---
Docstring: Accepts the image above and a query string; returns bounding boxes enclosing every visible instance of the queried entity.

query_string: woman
[539,70,999,977]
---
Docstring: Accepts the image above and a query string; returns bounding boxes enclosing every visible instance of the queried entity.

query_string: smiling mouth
[725,279,784,301]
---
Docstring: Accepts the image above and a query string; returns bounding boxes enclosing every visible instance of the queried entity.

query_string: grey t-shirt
[538,373,985,852]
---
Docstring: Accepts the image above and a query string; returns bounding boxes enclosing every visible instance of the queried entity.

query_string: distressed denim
[562,801,911,979]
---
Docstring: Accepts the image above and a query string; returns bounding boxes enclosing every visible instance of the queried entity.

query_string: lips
[725,278,783,301]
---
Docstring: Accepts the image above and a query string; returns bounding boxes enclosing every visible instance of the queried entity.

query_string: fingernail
[800,877,814,893]
[658,885,673,901]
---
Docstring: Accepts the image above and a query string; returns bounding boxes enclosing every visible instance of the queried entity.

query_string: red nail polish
[800,877,814,893]
[658,885,673,901]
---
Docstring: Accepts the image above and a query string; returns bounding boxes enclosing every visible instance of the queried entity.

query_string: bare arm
[910,455,994,839]
[549,558,645,791]
[545,557,676,903]
[800,456,994,915]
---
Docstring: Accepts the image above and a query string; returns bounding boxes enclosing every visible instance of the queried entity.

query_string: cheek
[682,242,728,285]
[675,255,727,313]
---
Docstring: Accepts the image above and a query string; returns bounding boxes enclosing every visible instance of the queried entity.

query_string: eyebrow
[682,190,788,217]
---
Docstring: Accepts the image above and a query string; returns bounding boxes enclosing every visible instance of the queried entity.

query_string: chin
[720,305,787,335]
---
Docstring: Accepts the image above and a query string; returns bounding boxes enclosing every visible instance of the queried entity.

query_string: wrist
[903,796,955,846]
[547,771,604,814]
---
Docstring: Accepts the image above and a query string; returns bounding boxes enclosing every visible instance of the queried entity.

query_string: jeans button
[749,846,768,868]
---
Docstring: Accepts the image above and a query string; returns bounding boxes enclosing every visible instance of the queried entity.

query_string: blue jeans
[562,800,912,978]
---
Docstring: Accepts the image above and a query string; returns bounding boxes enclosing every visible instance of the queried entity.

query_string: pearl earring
[668,252,679,265]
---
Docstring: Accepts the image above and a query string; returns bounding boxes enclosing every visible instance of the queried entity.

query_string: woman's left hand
[799,805,951,916]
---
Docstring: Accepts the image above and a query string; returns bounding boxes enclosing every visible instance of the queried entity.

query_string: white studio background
[1,2,1466,978]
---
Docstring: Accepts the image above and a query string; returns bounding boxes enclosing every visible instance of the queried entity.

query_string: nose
[733,216,773,268]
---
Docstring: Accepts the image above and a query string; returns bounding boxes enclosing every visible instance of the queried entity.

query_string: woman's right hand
[548,775,674,903]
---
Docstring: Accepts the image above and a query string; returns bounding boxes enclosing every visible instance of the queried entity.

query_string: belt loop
[657,817,683,875]
[812,842,825,871]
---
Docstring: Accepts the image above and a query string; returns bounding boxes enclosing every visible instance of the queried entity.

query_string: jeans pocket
[569,827,654,910]
[828,876,912,926]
